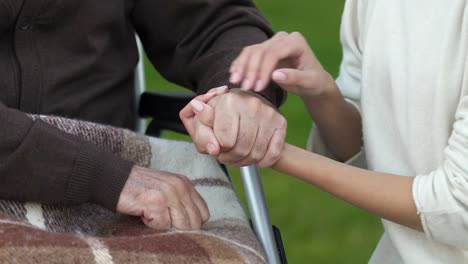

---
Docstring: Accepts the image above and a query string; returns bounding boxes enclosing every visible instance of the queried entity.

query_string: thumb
[272,69,318,93]
[190,99,215,128]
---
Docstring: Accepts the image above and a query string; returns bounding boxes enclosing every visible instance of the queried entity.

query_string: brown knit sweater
[0,0,284,211]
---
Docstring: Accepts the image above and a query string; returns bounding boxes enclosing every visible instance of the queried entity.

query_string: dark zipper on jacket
[10,30,22,108]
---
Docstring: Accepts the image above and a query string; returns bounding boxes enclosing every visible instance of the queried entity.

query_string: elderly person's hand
[180,87,287,168]
[116,165,209,230]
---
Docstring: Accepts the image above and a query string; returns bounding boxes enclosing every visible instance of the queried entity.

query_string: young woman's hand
[229,32,334,99]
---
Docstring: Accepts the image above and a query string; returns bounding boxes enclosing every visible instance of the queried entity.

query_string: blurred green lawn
[144,1,383,263]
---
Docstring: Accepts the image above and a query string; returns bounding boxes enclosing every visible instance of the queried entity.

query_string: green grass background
[144,1,383,263]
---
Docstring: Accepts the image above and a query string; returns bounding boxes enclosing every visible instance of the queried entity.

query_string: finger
[257,126,287,168]
[230,46,252,84]
[271,32,308,61]
[218,115,258,164]
[180,103,197,136]
[272,68,319,93]
[181,100,220,156]
[142,207,171,230]
[191,99,215,128]
[158,180,191,230]
[180,198,202,230]
[206,85,229,97]
[251,32,290,92]
[230,123,275,167]
[166,175,203,229]
[176,177,203,229]
[190,190,210,224]
[164,200,189,231]
[168,204,191,230]
[192,116,220,156]
[179,86,228,123]
[242,47,265,91]
[254,53,280,92]
[214,108,239,152]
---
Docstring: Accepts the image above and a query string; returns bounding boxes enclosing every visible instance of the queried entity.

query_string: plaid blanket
[0,116,266,264]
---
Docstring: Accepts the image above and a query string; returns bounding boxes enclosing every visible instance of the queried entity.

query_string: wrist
[300,72,338,105]
[229,88,276,108]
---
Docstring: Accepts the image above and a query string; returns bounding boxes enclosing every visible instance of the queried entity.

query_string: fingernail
[230,72,241,83]
[254,80,263,92]
[207,143,217,155]
[242,79,251,90]
[190,99,204,112]
[217,86,228,92]
[273,71,287,82]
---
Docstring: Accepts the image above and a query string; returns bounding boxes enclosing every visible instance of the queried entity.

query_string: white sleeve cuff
[413,169,468,248]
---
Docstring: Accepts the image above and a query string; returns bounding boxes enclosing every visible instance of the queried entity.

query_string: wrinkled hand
[180,88,287,168]
[229,31,334,98]
[117,165,209,230]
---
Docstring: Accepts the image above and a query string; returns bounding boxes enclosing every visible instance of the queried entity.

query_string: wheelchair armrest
[138,91,195,136]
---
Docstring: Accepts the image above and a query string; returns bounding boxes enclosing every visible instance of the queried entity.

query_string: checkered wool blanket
[0,116,266,264]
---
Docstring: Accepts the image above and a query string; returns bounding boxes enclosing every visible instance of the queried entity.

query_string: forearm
[0,104,132,209]
[273,144,423,231]
[302,76,362,161]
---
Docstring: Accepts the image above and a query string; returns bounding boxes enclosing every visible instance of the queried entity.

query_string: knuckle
[220,141,235,150]
[147,191,166,206]
[250,44,261,51]
[194,142,205,153]
[276,31,289,38]
[233,147,249,158]
[172,176,190,191]
[265,47,279,59]
[242,46,252,53]
[250,148,264,162]
[278,116,288,129]
[290,31,304,40]
[254,44,266,53]
[271,140,284,159]
[248,100,262,114]
[271,148,282,160]
[217,133,235,149]
[263,107,277,118]
[160,180,177,195]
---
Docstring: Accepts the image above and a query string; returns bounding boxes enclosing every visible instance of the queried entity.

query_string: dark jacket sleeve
[0,102,133,210]
[131,0,286,106]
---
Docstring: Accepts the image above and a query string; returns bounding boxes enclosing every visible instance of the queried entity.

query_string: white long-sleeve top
[309,0,468,262]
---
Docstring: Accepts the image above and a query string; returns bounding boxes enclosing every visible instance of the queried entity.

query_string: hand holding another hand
[180,87,287,168]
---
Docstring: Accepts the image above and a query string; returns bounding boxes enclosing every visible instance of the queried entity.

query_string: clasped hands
[180,87,287,168]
